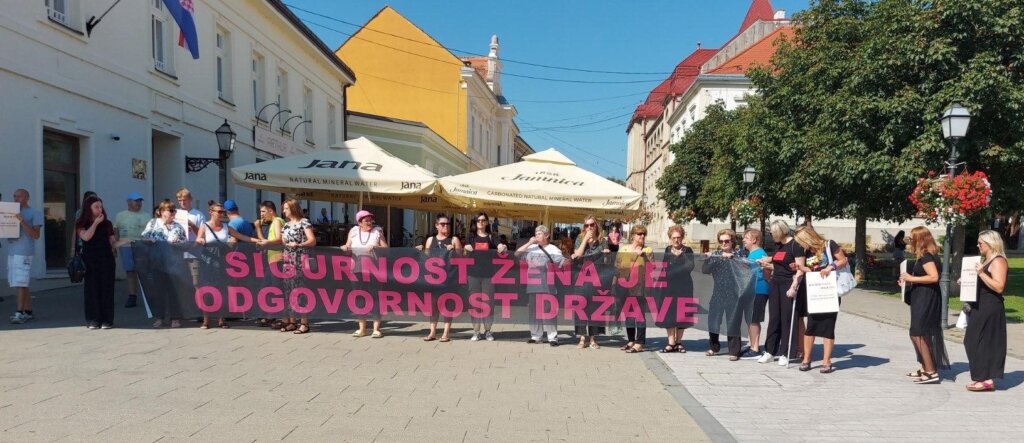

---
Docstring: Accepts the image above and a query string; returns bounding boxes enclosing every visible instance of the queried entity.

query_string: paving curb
[641,352,736,443]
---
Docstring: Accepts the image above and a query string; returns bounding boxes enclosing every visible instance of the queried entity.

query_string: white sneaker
[778,356,790,366]
[757,352,773,364]
[10,312,26,324]
[485,331,495,341]
[470,332,480,341]
[22,312,33,321]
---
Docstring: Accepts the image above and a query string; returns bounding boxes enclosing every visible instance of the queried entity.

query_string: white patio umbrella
[438,148,642,224]
[231,137,449,211]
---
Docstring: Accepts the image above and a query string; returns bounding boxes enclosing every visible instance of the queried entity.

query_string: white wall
[0,0,351,278]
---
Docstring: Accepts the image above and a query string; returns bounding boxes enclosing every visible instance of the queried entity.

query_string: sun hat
[356,210,374,222]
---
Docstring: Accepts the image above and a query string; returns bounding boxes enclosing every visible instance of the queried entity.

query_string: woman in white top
[342,209,388,338]
[195,201,260,329]
[514,225,568,346]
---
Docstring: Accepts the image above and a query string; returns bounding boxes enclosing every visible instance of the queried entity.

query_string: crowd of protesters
[4,187,1009,392]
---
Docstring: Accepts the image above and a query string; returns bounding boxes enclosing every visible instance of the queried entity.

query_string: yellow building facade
[336,6,470,154]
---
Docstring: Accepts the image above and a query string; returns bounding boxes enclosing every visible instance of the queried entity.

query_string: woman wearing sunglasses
[195,201,261,329]
[702,229,747,360]
[422,214,462,342]
[570,216,610,349]
[658,225,695,353]
[616,224,652,353]
[465,212,499,341]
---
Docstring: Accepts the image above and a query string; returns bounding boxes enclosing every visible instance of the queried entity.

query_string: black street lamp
[678,184,688,199]
[938,101,970,328]
[215,119,237,203]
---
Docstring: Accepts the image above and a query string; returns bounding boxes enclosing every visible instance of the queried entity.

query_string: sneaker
[485,331,495,341]
[100,324,113,330]
[124,295,138,308]
[22,311,34,321]
[527,338,538,344]
[757,352,774,364]
[87,322,100,330]
[10,312,26,324]
[470,332,480,341]
[549,340,560,347]
[778,356,790,366]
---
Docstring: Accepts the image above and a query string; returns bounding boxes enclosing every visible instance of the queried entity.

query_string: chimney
[487,35,502,95]
[774,10,786,20]
[696,41,702,50]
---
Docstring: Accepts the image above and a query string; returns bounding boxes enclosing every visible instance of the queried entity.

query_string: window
[276,68,289,131]
[215,27,232,101]
[151,1,174,74]
[46,0,69,26]
[327,103,337,144]
[252,52,265,115]
[496,144,501,165]
[303,86,314,144]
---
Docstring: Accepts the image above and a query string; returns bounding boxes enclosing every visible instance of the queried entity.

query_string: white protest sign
[806,272,839,314]
[0,202,19,239]
[960,256,981,303]
[900,260,909,304]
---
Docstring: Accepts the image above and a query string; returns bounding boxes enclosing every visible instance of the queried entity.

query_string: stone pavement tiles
[0,284,709,442]
[658,311,1023,443]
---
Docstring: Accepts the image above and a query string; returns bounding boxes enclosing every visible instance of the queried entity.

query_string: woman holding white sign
[794,226,845,373]
[899,227,950,384]
[961,230,1007,391]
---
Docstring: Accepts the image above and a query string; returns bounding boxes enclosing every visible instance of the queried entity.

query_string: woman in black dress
[570,216,610,349]
[76,196,117,329]
[466,212,499,341]
[421,214,462,342]
[962,230,1008,391]
[659,225,695,353]
[899,226,950,384]
[794,226,847,373]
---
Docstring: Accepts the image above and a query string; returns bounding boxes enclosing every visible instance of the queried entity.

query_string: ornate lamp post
[215,119,237,203]
[938,102,970,328]
[678,184,688,199]
[742,166,756,198]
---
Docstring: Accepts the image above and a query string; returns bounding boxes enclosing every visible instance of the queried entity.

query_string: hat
[356,210,374,222]
[223,199,239,212]
[126,192,144,201]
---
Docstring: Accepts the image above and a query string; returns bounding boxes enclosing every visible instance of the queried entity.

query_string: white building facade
[0,0,355,278]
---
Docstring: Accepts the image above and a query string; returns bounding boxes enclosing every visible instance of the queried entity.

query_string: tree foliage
[658,0,1024,223]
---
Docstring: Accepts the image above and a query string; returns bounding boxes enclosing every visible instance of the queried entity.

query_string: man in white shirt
[175,188,205,285]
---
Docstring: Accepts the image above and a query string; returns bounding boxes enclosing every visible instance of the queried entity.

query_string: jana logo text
[244,172,267,181]
[299,160,383,171]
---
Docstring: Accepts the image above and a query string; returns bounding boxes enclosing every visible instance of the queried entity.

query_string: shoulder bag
[825,242,857,296]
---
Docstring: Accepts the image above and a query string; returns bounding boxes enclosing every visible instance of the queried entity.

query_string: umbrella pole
[387,205,392,246]
[359,192,363,208]
[543,206,550,227]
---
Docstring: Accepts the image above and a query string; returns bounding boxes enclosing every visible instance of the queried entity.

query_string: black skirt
[908,283,950,369]
[964,292,1007,380]
[806,299,840,339]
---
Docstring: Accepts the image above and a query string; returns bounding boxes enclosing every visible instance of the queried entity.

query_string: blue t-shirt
[7,206,43,257]
[228,216,255,237]
[748,247,769,295]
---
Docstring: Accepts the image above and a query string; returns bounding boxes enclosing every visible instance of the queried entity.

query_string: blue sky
[285,0,809,179]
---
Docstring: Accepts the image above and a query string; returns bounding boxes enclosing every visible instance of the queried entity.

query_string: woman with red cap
[342,209,388,338]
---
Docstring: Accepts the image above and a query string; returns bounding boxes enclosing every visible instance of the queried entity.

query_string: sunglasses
[636,232,647,236]
[670,236,683,240]
[361,218,374,223]
[438,222,450,226]
[718,239,732,243]
[584,223,596,227]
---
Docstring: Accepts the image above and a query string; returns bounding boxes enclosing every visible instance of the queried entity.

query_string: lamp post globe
[215,119,236,159]
[743,166,756,184]
[678,184,688,198]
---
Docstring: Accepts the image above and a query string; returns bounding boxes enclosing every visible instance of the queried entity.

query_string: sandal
[966,381,994,392]
[218,320,230,329]
[371,331,383,338]
[589,342,601,350]
[705,350,718,357]
[152,319,164,328]
[293,324,309,334]
[270,320,286,330]
[577,341,587,349]
[625,346,644,354]
[819,365,835,374]
[280,323,296,332]
[906,368,925,378]
[439,337,450,342]
[352,330,367,338]
[620,342,635,351]
[677,345,686,353]
[798,363,812,371]
[659,344,679,353]
[913,371,940,384]
[422,336,436,342]
[200,323,210,330]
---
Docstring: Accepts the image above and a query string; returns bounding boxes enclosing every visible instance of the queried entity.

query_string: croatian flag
[163,0,199,59]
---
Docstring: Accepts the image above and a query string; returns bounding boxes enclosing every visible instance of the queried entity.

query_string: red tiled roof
[709,26,794,74]
[739,0,777,34]
[462,56,489,80]
[629,49,717,127]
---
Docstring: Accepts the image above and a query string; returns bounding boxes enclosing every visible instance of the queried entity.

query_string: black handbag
[67,247,86,283]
